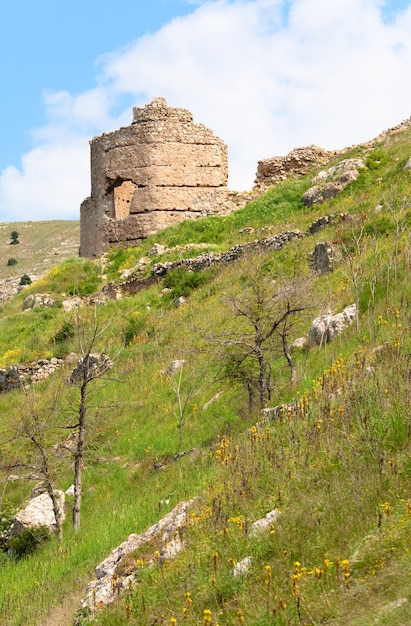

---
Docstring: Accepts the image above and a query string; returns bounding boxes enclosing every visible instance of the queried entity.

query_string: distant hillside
[0,220,79,300]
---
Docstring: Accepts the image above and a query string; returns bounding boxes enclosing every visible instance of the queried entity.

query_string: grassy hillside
[0,128,411,626]
[0,220,79,282]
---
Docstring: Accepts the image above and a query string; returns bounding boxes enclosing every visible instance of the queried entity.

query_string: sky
[1,0,411,221]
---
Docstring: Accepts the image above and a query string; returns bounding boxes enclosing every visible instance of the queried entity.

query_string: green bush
[365,149,389,170]
[10,231,19,245]
[162,267,215,300]
[53,321,75,344]
[363,215,395,236]
[123,315,146,346]
[7,258,17,266]
[19,274,32,286]
[7,526,50,559]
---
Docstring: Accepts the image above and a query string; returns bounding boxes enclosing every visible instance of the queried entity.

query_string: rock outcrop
[80,98,230,258]
[309,303,357,346]
[302,158,365,207]
[254,145,337,188]
[76,500,194,621]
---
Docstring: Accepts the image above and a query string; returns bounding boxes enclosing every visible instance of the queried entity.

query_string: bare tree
[1,388,64,541]
[209,262,310,408]
[67,307,114,531]
[161,359,204,452]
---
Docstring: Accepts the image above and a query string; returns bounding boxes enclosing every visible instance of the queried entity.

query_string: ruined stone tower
[80,98,229,257]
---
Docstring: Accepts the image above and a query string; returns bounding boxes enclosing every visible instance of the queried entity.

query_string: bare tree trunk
[73,383,87,532]
[281,333,296,387]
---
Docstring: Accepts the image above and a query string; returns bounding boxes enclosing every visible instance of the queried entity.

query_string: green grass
[1,128,411,625]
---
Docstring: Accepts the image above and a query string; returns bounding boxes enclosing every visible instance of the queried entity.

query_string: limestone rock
[77,500,194,620]
[309,304,357,346]
[249,510,281,537]
[302,158,365,207]
[22,293,56,310]
[68,353,113,384]
[232,556,253,578]
[10,491,65,536]
[161,360,186,375]
[309,242,342,274]
[404,157,411,170]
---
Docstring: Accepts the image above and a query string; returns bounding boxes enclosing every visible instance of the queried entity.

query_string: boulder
[404,157,411,170]
[10,491,65,536]
[309,303,357,346]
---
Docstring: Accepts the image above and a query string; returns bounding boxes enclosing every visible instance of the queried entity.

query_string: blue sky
[1,0,411,221]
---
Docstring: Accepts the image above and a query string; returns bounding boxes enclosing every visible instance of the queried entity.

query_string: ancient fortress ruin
[80,98,229,257]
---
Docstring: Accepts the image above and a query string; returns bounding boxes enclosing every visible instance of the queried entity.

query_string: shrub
[7,526,50,559]
[163,267,215,301]
[123,314,146,346]
[53,321,75,344]
[19,274,32,286]
[365,149,389,170]
[10,231,19,245]
[6,258,17,266]
[363,215,395,236]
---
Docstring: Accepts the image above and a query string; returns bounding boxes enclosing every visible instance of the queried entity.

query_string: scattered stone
[65,485,75,497]
[22,293,56,310]
[403,157,411,170]
[291,336,309,349]
[62,296,83,312]
[249,510,281,537]
[161,360,186,376]
[68,353,113,384]
[302,158,365,207]
[149,243,166,256]
[232,556,253,578]
[202,391,223,410]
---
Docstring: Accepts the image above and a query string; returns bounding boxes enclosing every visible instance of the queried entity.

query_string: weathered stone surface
[77,500,194,620]
[404,157,411,170]
[302,158,365,207]
[255,145,337,188]
[309,303,357,346]
[68,354,113,384]
[232,556,253,578]
[0,358,65,392]
[10,491,65,536]
[249,509,281,537]
[309,242,342,274]
[80,98,229,257]
[22,293,56,311]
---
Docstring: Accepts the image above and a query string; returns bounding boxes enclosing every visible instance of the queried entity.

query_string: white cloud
[1,0,411,220]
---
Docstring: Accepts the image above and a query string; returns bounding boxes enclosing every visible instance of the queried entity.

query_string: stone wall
[80,98,229,258]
